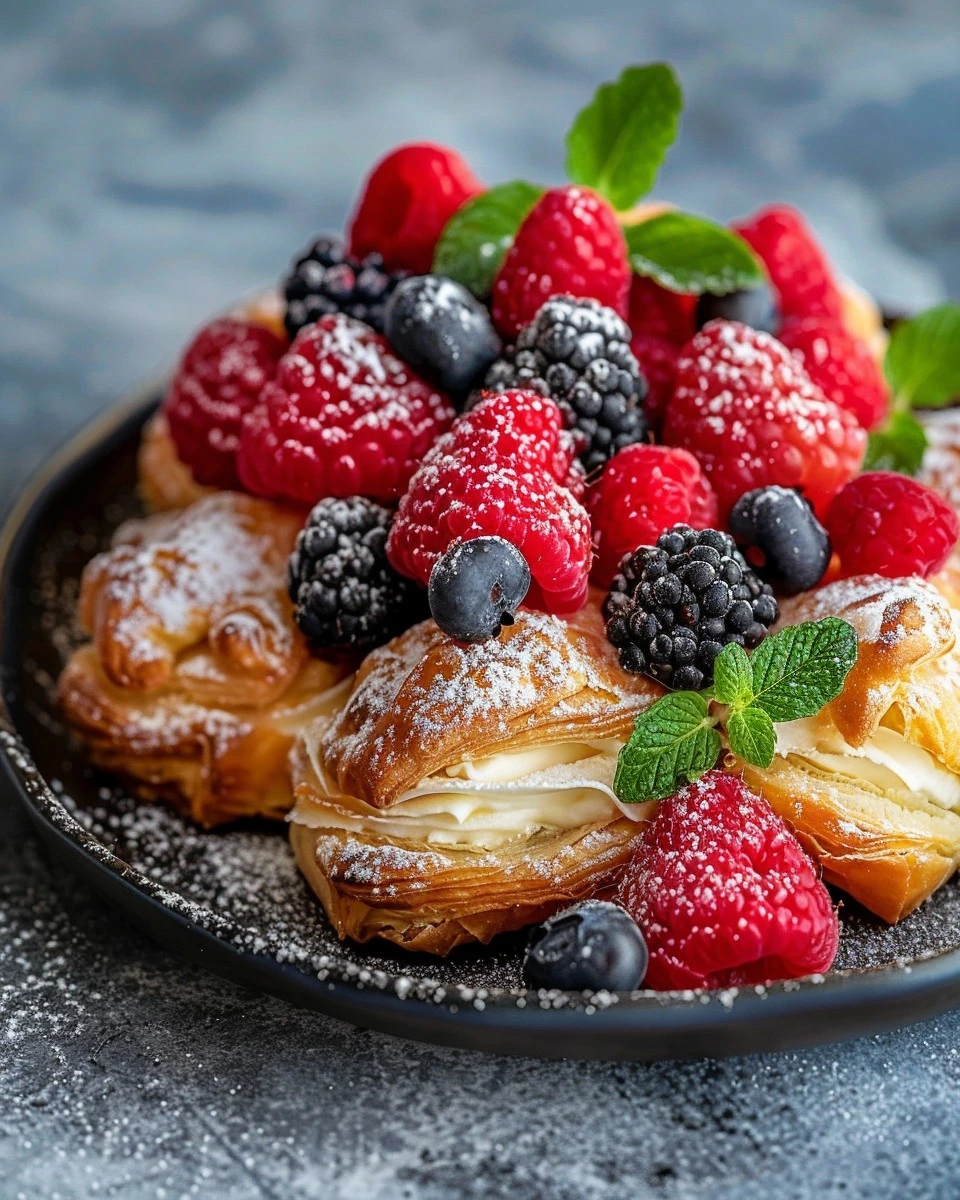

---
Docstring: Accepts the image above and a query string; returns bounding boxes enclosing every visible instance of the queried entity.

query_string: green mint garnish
[885,302,960,412]
[432,181,543,298]
[624,211,766,296]
[864,409,928,475]
[565,63,682,211]
[614,617,858,805]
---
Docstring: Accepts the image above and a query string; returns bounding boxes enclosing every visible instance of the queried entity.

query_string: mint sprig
[624,212,766,296]
[864,409,928,474]
[614,618,858,805]
[432,181,543,298]
[565,63,682,211]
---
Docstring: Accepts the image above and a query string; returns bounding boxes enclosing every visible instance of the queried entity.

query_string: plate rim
[5,382,960,1060]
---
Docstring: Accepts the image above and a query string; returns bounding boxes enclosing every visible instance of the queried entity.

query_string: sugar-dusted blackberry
[602,525,779,690]
[288,497,424,653]
[282,235,407,338]
[483,295,648,474]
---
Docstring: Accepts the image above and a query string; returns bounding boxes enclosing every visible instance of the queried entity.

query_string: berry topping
[628,331,680,431]
[523,900,649,992]
[627,274,696,345]
[386,390,592,614]
[587,445,718,587]
[602,525,778,689]
[288,497,424,653]
[490,186,630,340]
[733,204,844,323]
[618,771,839,991]
[662,320,866,521]
[695,284,780,335]
[826,472,960,580]
[282,235,407,339]
[484,296,648,473]
[729,486,831,595]
[427,536,531,644]
[163,317,286,490]
[779,315,890,430]
[347,142,483,274]
[237,314,455,507]
[384,274,501,396]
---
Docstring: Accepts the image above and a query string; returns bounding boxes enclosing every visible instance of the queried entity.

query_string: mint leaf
[727,707,776,768]
[614,691,721,804]
[625,212,766,295]
[864,409,928,475]
[885,303,960,410]
[749,618,858,723]
[712,642,754,708]
[565,63,682,210]
[432,181,543,297]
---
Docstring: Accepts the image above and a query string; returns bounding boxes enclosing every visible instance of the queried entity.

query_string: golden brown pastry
[137,413,214,513]
[737,574,960,923]
[289,600,661,954]
[58,492,347,826]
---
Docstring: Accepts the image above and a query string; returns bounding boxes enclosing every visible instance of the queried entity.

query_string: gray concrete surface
[2,2,960,1196]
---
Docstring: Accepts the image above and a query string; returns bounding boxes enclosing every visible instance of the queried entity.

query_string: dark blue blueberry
[428,537,530,644]
[523,901,648,992]
[729,485,831,595]
[696,285,780,335]
[384,274,501,395]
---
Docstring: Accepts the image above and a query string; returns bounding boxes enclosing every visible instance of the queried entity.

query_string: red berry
[587,445,718,586]
[347,142,483,274]
[733,204,844,323]
[628,274,696,344]
[386,390,591,613]
[662,320,866,521]
[491,186,630,340]
[827,472,960,579]
[779,316,890,431]
[618,771,839,990]
[164,317,286,489]
[629,331,680,430]
[237,314,455,506]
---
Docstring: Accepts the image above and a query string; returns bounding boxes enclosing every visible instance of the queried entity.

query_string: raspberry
[629,332,680,430]
[827,472,960,579]
[618,771,839,990]
[387,390,591,614]
[662,320,866,521]
[163,317,286,489]
[491,186,630,340]
[347,143,483,274]
[237,314,455,507]
[733,204,844,323]
[587,446,718,587]
[627,275,696,345]
[779,316,890,431]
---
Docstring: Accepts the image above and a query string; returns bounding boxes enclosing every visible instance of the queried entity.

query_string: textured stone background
[2,2,960,1196]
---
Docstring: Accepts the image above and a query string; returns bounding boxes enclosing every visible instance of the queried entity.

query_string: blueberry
[384,274,501,395]
[696,284,780,335]
[428,537,531,644]
[729,485,831,594]
[523,901,648,992]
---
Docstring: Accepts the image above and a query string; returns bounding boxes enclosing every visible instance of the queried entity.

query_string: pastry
[289,602,660,954]
[58,492,347,826]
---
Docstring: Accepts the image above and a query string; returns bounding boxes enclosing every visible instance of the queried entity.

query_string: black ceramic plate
[6,384,960,1061]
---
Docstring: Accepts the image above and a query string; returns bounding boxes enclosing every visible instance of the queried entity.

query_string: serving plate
[5,383,960,1060]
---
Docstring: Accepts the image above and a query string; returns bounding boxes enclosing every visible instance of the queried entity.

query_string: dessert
[57,60,960,990]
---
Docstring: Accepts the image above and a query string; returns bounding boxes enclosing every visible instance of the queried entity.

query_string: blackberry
[483,296,649,474]
[282,235,407,339]
[288,497,424,653]
[602,525,779,690]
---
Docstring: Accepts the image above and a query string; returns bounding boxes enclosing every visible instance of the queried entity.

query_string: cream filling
[292,740,628,850]
[775,718,960,810]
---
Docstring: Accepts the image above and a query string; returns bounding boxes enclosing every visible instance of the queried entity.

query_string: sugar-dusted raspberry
[827,472,960,579]
[629,331,680,430]
[237,314,455,506]
[627,274,696,345]
[587,446,718,587]
[779,316,890,431]
[618,771,839,990]
[387,390,591,613]
[662,320,866,520]
[164,317,286,489]
[733,204,844,323]
[347,143,483,274]
[491,186,630,340]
